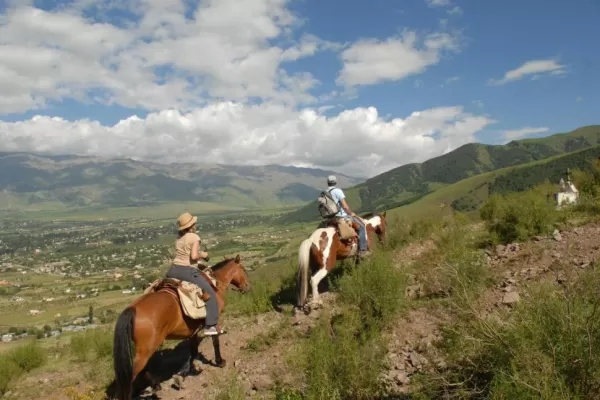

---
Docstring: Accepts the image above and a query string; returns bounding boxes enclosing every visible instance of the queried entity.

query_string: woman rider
[165,212,224,336]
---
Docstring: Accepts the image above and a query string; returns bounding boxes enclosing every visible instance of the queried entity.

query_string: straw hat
[177,212,197,231]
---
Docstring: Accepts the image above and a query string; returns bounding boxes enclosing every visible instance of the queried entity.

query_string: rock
[252,375,274,391]
[395,371,410,385]
[495,244,505,255]
[502,292,520,305]
[553,229,562,242]
[234,359,241,368]
[532,236,544,241]
[405,284,423,299]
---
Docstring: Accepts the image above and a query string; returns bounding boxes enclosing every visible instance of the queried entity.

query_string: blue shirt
[327,186,348,218]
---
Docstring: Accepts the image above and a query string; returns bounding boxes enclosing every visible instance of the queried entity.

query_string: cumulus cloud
[425,0,452,7]
[0,0,496,179]
[0,103,496,177]
[337,31,459,87]
[489,59,567,86]
[502,127,549,142]
[0,0,338,114]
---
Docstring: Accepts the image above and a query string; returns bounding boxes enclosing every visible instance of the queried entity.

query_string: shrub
[227,278,274,315]
[480,188,557,244]
[300,310,387,400]
[410,215,489,302]
[5,341,46,372]
[336,251,406,329]
[385,216,439,250]
[0,341,46,395]
[0,359,21,395]
[422,264,600,399]
[70,328,113,362]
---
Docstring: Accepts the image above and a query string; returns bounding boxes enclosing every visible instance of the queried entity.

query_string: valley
[2,124,600,399]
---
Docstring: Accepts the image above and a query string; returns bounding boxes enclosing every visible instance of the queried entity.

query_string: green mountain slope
[0,153,362,211]
[391,144,600,220]
[285,125,600,222]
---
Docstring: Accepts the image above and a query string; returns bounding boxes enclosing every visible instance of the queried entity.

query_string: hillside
[0,152,362,211]
[285,124,600,222]
[389,144,600,220]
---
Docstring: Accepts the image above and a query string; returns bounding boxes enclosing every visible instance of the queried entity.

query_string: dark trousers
[166,265,219,326]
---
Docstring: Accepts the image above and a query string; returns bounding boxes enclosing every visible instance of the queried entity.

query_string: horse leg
[134,342,161,393]
[309,267,328,308]
[178,334,201,377]
[211,335,226,368]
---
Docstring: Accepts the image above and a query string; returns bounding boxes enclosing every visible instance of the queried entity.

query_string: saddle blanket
[144,272,217,320]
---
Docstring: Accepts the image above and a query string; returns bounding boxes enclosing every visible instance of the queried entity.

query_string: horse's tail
[296,238,313,308]
[113,307,135,400]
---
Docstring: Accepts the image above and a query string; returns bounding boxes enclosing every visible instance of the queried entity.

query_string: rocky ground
[31,220,600,400]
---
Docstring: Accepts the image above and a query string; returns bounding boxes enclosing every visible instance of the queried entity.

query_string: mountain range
[2,124,599,218]
[0,152,361,211]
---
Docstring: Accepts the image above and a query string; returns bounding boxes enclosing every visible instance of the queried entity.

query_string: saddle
[143,270,218,320]
[325,217,359,241]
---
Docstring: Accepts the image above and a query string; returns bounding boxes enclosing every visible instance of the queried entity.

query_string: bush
[301,311,387,400]
[5,341,46,372]
[0,360,21,395]
[409,215,489,302]
[422,264,600,399]
[385,216,439,250]
[70,328,113,362]
[480,188,557,244]
[298,248,407,399]
[0,341,46,395]
[336,251,406,329]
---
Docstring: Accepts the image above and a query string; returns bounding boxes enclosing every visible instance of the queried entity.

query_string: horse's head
[212,254,251,294]
[364,211,388,244]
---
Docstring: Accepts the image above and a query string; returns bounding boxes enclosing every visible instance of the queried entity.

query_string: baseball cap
[327,175,337,183]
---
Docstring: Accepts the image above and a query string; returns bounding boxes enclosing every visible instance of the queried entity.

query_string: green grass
[419,263,600,400]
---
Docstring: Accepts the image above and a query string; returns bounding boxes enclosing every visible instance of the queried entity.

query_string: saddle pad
[144,278,208,320]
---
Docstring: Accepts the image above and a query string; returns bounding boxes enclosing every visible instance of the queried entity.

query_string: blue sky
[0,0,598,177]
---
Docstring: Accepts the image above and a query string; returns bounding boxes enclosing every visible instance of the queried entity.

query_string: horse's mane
[211,258,235,272]
[361,211,377,219]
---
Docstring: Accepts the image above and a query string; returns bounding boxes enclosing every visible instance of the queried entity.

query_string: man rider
[326,175,372,258]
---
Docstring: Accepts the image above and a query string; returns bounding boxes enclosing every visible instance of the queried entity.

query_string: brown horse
[112,255,251,400]
[295,211,387,311]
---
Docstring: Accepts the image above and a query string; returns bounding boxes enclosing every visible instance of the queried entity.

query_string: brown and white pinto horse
[296,211,387,311]
[112,255,251,400]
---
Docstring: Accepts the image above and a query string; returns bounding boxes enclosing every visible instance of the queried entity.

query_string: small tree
[88,305,94,324]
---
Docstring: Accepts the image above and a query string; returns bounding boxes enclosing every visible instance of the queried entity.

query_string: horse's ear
[234,254,240,263]
[381,211,387,218]
[223,255,228,260]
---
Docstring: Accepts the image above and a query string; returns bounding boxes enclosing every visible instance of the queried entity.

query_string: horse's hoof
[172,375,184,390]
[217,359,227,368]
[192,359,203,374]
[308,301,323,311]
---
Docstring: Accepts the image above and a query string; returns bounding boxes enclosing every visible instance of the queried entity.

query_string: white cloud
[489,59,567,86]
[0,0,340,114]
[426,0,452,7]
[441,76,459,87]
[502,127,549,142]
[447,6,463,16]
[0,103,496,177]
[337,31,459,87]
